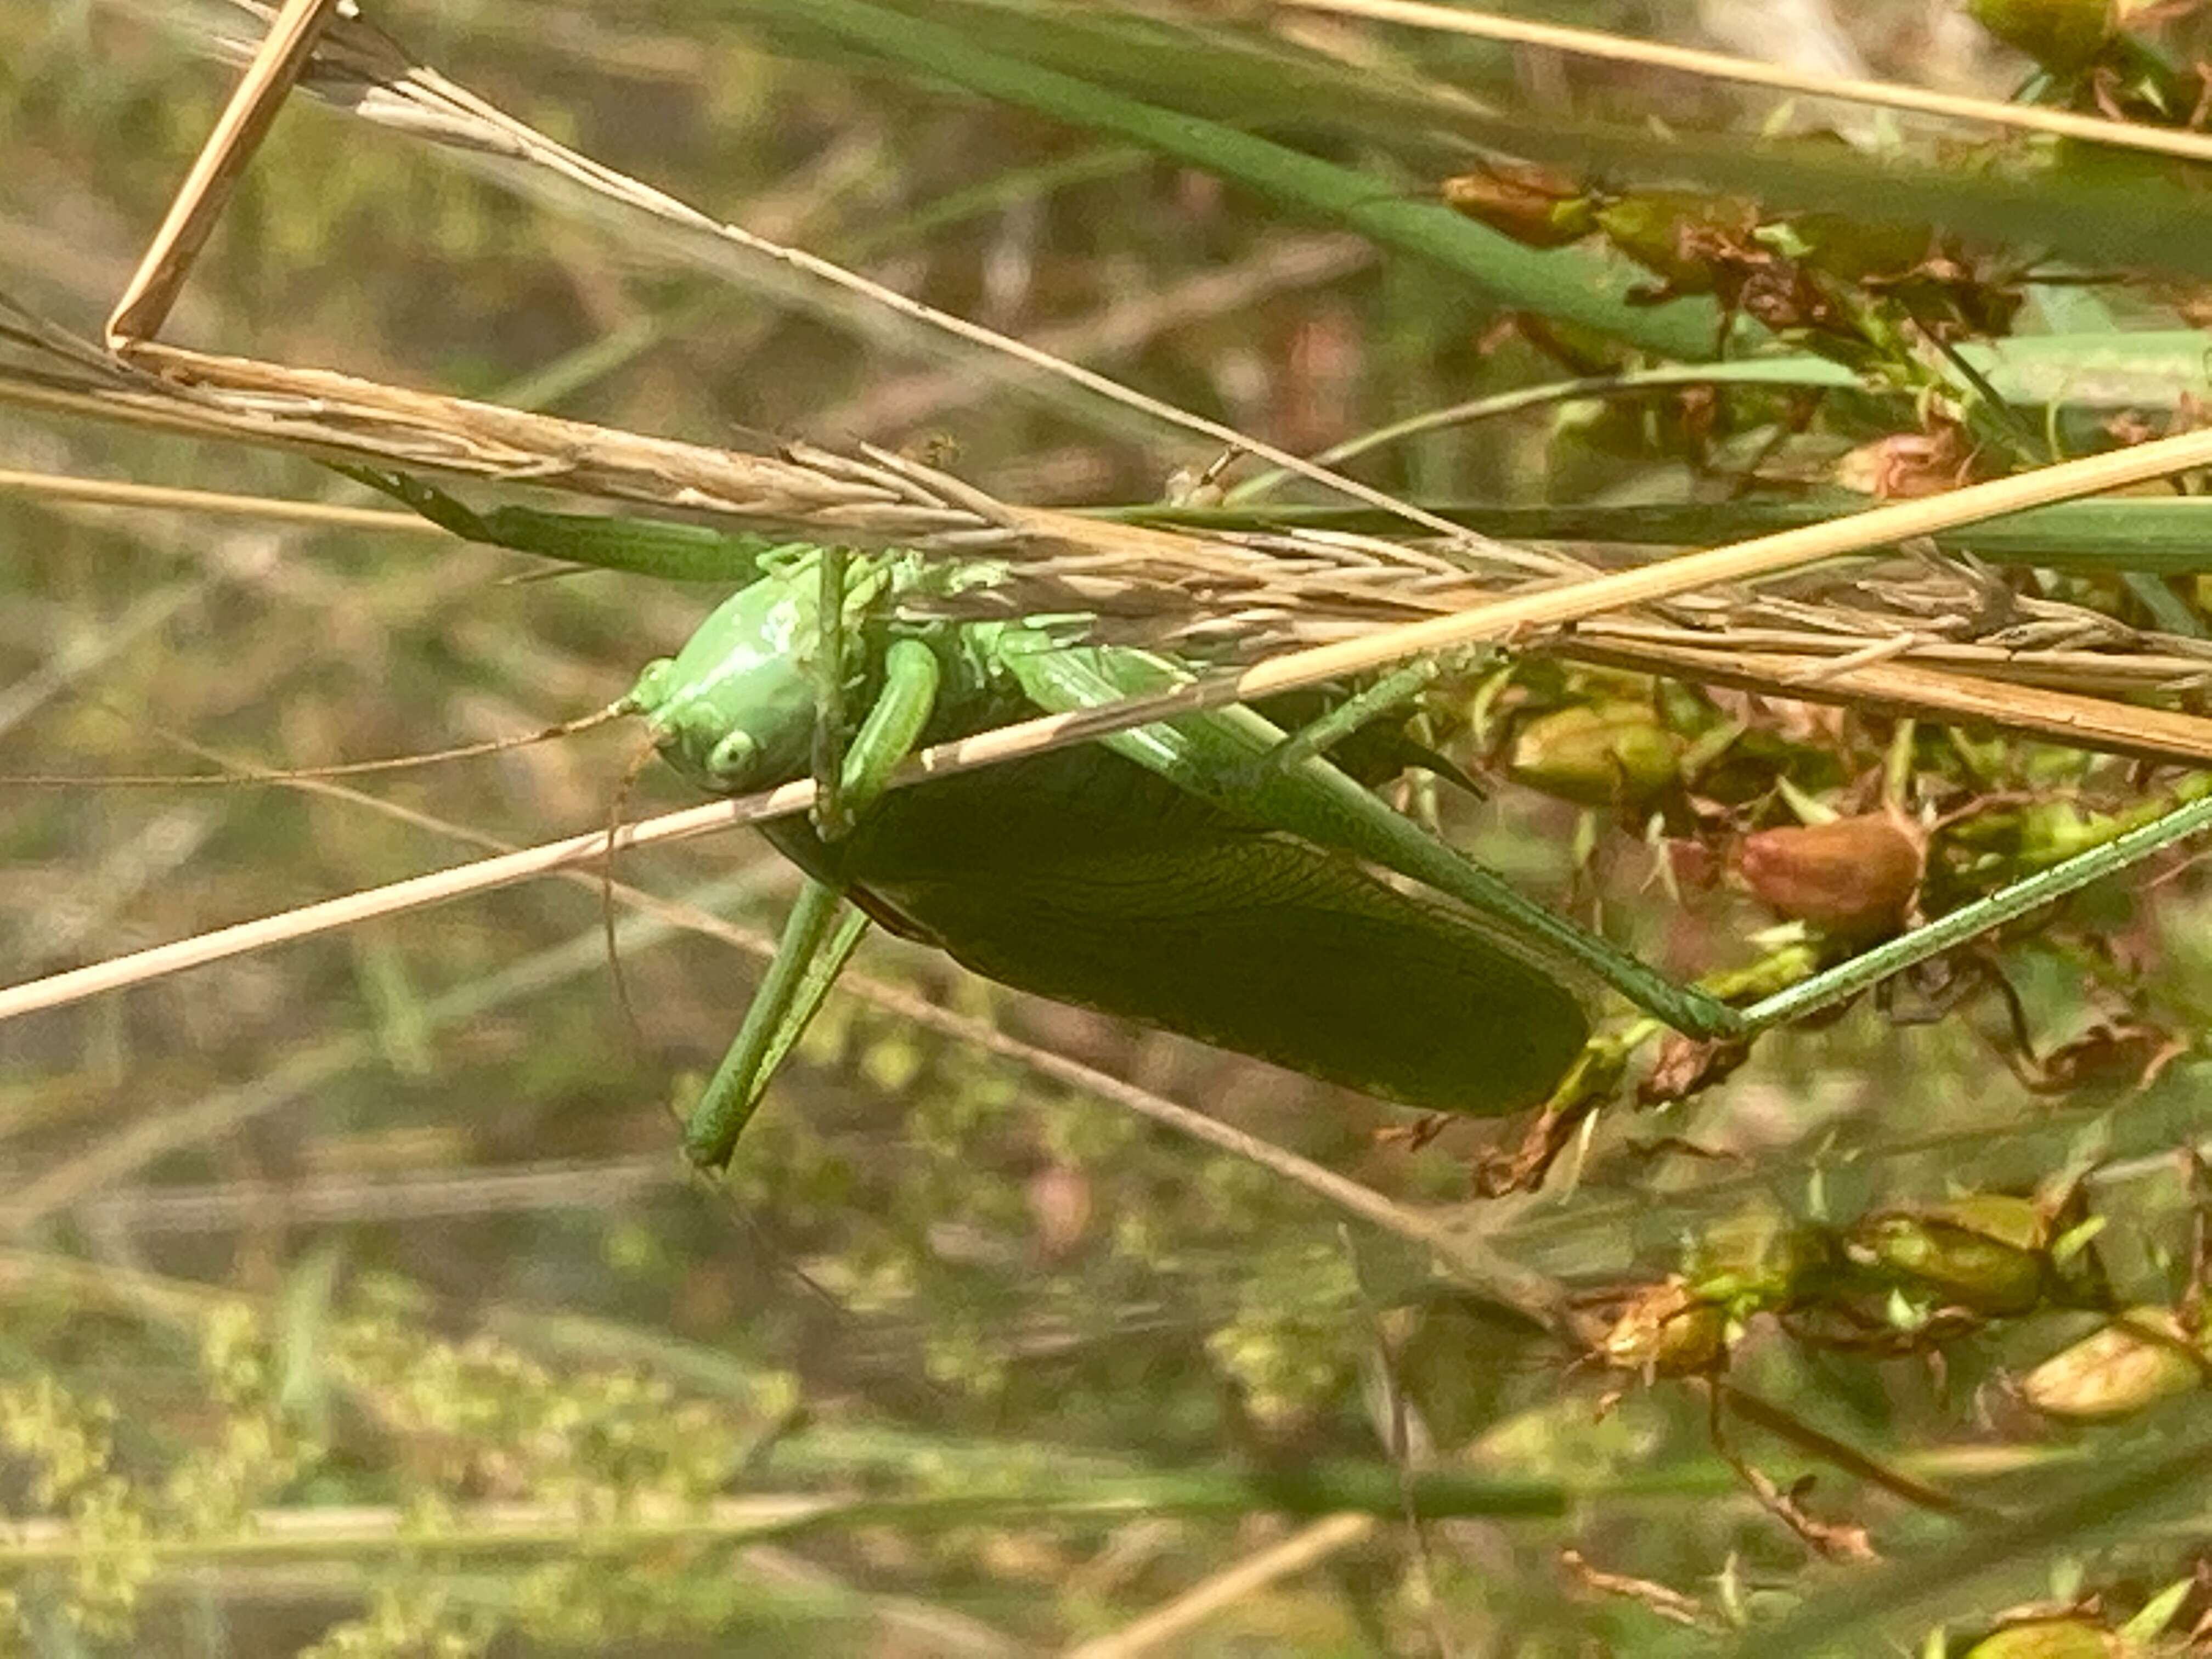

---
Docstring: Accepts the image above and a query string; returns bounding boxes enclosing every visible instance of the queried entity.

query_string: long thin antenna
[0,705,625,787]
[602,734,662,1043]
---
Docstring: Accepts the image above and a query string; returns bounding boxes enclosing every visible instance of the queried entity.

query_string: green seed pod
[1928,1193,2049,1252]
[1967,0,2115,71]
[1736,814,1922,941]
[2021,1308,2205,1421]
[1962,1617,2120,1658]
[1849,1197,2049,1317]
[1778,211,1939,284]
[1599,1279,1731,1376]
[1590,191,1758,291]
[1506,703,1684,809]
[1681,1211,1831,1311]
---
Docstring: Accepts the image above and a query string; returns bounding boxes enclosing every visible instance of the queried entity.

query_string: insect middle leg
[683,880,868,1167]
[1253,658,1446,776]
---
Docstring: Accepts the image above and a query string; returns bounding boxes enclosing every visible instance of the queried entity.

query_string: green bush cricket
[372,471,2212,1171]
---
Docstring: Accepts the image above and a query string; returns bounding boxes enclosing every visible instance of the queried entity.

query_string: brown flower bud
[2020,1308,2207,1421]
[1506,703,1684,809]
[1441,163,1596,249]
[1835,426,1981,499]
[1736,814,1921,941]
[1598,1278,1730,1376]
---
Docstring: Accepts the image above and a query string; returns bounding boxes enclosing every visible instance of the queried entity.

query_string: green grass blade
[1136,495,2212,577]
[343,466,785,582]
[721,0,1726,358]
[1696,1417,2212,1657]
[751,0,2212,279]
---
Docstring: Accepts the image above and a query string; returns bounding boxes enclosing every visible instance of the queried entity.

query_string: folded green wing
[769,752,1588,1116]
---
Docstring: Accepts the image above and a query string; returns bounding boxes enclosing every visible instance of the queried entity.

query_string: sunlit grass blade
[1143,495,2212,577]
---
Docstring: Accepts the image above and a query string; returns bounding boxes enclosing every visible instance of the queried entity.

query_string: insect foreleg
[812,545,851,839]
[837,638,941,821]
[681,636,943,1168]
[1254,658,1445,777]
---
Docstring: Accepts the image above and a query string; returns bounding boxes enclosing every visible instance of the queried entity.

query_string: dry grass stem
[104,0,342,343]
[10,349,2212,756]
[131,0,1491,550]
[1271,0,2212,165]
[0,795,770,1023]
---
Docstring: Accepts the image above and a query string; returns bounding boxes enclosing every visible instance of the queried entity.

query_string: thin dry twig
[117,0,1506,555]
[1060,1513,1380,1659]
[1559,1549,1714,1630]
[819,230,1377,437]
[105,0,341,343]
[0,794,761,1024]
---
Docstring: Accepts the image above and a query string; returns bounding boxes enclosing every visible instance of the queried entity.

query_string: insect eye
[707,729,759,787]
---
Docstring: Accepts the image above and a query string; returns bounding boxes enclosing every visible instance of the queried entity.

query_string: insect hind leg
[1739,788,2212,1035]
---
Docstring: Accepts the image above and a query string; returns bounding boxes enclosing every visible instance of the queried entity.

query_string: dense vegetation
[10,0,2212,1651]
